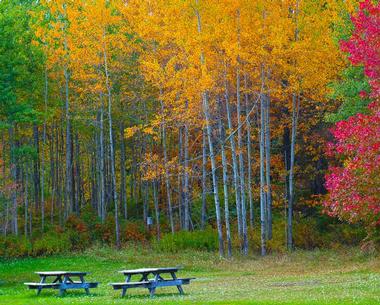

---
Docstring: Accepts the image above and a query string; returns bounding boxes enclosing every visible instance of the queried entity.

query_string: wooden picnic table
[110,267,194,297]
[24,271,98,296]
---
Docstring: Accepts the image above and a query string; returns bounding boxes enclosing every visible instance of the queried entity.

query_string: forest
[0,0,379,262]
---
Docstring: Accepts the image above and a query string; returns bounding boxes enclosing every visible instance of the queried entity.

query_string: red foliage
[324,103,380,226]
[325,1,380,229]
[340,0,380,98]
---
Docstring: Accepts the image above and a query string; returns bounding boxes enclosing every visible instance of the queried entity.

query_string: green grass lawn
[0,247,379,305]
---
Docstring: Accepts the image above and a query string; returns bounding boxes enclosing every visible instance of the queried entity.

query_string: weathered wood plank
[110,281,151,290]
[24,283,60,289]
[35,271,89,276]
[150,278,194,287]
[25,282,98,289]
[118,267,181,275]
[60,282,98,289]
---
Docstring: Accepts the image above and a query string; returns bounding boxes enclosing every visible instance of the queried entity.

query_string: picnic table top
[118,267,182,275]
[35,271,89,276]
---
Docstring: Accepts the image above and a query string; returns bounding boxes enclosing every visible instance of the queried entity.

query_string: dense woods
[0,0,378,258]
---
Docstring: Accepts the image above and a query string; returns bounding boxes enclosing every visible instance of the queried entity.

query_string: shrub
[153,228,218,252]
[293,218,325,249]
[32,232,71,256]
[122,221,148,243]
[0,236,31,258]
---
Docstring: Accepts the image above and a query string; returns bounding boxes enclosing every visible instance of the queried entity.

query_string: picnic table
[24,271,98,296]
[110,267,194,297]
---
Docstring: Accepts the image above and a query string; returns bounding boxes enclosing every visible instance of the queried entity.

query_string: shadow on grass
[121,292,186,300]
[26,291,103,299]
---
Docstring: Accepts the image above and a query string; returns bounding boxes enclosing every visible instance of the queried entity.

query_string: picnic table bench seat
[24,282,98,288]
[24,282,61,289]
[110,281,151,289]
[110,278,194,289]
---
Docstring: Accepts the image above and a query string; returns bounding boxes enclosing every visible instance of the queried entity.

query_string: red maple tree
[324,0,380,231]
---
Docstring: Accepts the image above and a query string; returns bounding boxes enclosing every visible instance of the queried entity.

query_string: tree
[0,0,43,236]
[324,0,380,235]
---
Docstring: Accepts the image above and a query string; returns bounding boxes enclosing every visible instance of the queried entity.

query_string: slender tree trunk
[70,127,76,210]
[288,93,299,251]
[9,126,18,236]
[131,142,138,216]
[142,181,148,225]
[50,124,56,224]
[99,99,106,222]
[24,163,29,237]
[74,133,81,214]
[160,99,175,234]
[61,0,73,220]
[183,121,190,231]
[103,40,120,249]
[244,74,254,228]
[33,124,40,214]
[224,68,242,237]
[217,98,232,257]
[41,68,48,231]
[259,92,267,256]
[264,94,272,239]
[288,0,300,252]
[202,92,224,257]
[58,122,63,226]
[91,138,98,212]
[95,115,100,215]
[64,66,73,219]
[201,128,207,229]
[153,179,160,241]
[178,127,184,228]
[120,121,127,220]
[236,66,248,255]
[195,3,224,256]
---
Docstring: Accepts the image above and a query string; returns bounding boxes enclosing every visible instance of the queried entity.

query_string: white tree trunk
[244,74,254,228]
[195,2,224,256]
[103,37,120,248]
[236,66,248,255]
[224,69,242,237]
[259,93,267,256]
[218,98,232,257]
[160,99,175,234]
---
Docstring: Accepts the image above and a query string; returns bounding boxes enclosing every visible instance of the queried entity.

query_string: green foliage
[326,3,371,123]
[31,232,71,256]
[13,144,38,163]
[244,215,366,254]
[0,235,31,258]
[0,0,44,127]
[153,228,218,252]
[326,66,371,122]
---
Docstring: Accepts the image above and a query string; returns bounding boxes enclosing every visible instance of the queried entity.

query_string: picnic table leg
[37,275,46,295]
[121,274,131,297]
[141,273,154,297]
[79,275,89,295]
[121,287,127,297]
[59,288,65,296]
[60,275,69,296]
[171,272,184,295]
[148,273,160,298]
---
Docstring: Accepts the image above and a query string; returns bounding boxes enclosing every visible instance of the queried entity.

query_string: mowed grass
[0,246,379,305]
